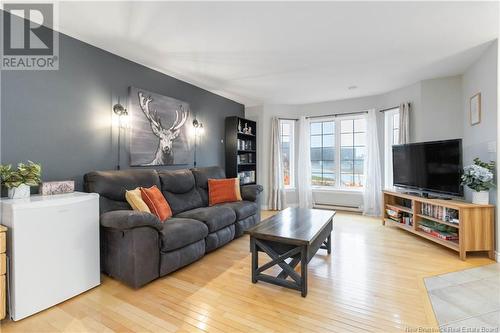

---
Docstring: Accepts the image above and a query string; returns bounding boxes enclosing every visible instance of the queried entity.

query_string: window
[340,118,366,188]
[392,113,400,145]
[384,108,400,188]
[311,120,335,186]
[310,116,366,189]
[280,120,294,188]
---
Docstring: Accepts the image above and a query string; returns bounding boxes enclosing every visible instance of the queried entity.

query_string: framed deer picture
[129,87,192,166]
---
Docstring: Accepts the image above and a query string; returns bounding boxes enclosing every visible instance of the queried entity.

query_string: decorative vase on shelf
[8,184,31,199]
[472,190,489,205]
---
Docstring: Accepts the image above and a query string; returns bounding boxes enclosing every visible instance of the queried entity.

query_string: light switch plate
[487,141,496,153]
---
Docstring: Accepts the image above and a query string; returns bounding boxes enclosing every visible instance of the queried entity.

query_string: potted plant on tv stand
[0,161,41,199]
[461,158,495,205]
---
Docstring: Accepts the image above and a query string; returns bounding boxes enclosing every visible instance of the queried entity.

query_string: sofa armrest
[240,184,264,202]
[100,210,163,231]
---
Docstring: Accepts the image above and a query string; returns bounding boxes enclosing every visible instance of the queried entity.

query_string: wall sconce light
[192,118,205,167]
[113,103,127,116]
[113,102,128,170]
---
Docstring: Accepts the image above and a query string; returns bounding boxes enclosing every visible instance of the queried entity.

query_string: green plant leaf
[0,161,41,188]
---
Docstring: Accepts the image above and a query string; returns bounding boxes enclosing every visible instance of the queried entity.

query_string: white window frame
[310,114,366,191]
[279,119,295,189]
[384,108,400,188]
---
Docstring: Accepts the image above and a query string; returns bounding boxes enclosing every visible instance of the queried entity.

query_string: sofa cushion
[240,184,264,203]
[205,225,235,252]
[208,178,242,206]
[140,186,172,221]
[160,240,205,276]
[217,201,257,220]
[176,206,236,233]
[125,188,151,213]
[191,167,226,206]
[234,214,258,238]
[160,218,208,252]
[84,169,160,202]
[100,210,163,231]
[99,197,131,214]
[84,169,160,214]
[158,169,204,215]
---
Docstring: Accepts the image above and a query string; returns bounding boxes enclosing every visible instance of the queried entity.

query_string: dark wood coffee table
[245,207,335,297]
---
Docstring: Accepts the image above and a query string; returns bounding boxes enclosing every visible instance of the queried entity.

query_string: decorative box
[39,181,75,195]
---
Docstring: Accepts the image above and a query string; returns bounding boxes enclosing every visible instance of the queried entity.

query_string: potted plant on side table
[0,161,42,199]
[461,158,495,204]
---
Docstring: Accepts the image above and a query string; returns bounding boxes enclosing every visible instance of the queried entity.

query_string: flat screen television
[392,139,463,197]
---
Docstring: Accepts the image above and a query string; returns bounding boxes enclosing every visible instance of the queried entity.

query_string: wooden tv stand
[382,189,494,260]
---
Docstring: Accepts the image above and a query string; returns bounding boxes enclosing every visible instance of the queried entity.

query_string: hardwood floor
[1,211,494,333]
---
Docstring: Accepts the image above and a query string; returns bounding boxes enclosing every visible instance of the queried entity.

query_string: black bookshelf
[225,116,257,185]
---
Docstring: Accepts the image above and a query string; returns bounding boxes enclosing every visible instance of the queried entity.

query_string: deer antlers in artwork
[137,92,189,165]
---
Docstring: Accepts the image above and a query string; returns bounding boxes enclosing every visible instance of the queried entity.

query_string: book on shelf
[418,225,458,241]
[402,216,413,226]
[386,209,412,226]
[419,218,458,241]
[419,224,433,233]
[421,203,459,224]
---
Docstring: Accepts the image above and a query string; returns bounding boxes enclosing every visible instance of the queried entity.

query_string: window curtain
[363,109,382,217]
[268,117,286,210]
[398,102,410,144]
[297,116,313,208]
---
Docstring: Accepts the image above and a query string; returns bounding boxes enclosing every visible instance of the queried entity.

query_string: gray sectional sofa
[84,166,263,288]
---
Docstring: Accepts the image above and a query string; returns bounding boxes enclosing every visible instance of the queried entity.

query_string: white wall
[421,76,464,141]
[462,40,498,255]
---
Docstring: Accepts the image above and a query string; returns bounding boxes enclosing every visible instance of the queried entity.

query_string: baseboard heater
[313,203,362,212]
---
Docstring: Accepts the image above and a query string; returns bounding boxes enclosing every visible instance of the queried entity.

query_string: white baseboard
[496,251,500,262]
[314,203,362,212]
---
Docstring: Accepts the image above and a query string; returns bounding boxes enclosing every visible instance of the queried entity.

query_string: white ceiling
[57,1,498,106]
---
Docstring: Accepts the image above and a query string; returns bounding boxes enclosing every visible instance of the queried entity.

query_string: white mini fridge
[1,192,100,321]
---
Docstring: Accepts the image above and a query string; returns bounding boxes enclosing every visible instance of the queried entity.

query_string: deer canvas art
[129,87,191,166]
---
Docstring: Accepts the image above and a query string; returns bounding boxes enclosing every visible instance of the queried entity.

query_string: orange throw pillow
[140,185,172,221]
[208,178,242,206]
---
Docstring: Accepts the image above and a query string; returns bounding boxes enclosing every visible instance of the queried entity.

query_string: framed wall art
[129,87,192,166]
[470,92,481,126]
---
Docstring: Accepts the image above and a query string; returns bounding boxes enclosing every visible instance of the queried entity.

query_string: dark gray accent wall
[1,32,244,190]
